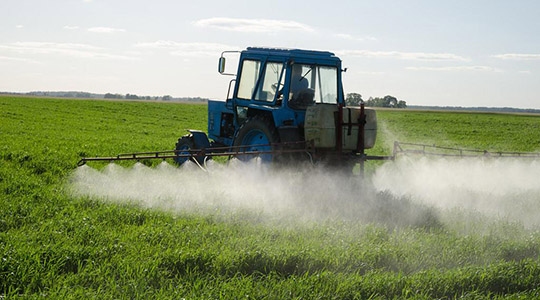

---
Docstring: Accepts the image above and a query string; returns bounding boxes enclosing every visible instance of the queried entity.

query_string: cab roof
[244,47,339,61]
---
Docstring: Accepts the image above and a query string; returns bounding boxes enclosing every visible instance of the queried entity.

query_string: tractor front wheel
[174,136,206,165]
[233,116,279,163]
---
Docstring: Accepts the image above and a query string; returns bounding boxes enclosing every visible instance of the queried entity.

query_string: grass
[1,95,540,299]
[374,109,540,153]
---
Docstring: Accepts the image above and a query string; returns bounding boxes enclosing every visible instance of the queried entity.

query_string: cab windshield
[236,60,285,102]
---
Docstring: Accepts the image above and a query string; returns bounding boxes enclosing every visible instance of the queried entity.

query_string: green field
[2,95,540,299]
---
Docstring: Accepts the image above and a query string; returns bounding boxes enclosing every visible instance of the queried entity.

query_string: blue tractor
[77,47,380,170]
[174,47,378,170]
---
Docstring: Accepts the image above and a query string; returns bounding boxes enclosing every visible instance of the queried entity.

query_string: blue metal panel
[208,100,224,138]
[207,99,234,146]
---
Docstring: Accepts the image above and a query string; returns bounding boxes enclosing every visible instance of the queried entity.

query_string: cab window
[288,64,338,109]
[315,66,338,104]
[237,60,260,100]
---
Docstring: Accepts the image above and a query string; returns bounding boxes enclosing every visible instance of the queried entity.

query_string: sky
[1,0,540,109]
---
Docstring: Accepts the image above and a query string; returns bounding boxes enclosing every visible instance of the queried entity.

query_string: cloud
[16,25,24,29]
[492,53,540,60]
[336,33,377,42]
[338,49,469,62]
[355,70,385,76]
[406,66,501,72]
[193,17,314,33]
[0,55,40,64]
[63,25,80,30]
[0,42,136,60]
[135,41,236,57]
[88,27,126,33]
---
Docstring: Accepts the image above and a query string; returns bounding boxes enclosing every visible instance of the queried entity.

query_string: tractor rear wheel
[233,115,279,162]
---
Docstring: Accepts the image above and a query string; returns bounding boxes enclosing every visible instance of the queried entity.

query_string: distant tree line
[345,93,407,108]
[0,90,209,102]
[104,93,170,101]
[103,93,206,102]
[366,95,407,108]
[1,91,181,101]
[407,105,540,114]
[27,91,95,98]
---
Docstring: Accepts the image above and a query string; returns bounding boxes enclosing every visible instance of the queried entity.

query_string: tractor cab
[211,47,346,150]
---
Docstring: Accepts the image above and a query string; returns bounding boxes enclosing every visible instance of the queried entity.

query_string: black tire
[233,115,279,163]
[174,136,206,165]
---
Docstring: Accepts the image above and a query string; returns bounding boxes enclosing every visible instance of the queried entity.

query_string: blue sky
[1,0,539,108]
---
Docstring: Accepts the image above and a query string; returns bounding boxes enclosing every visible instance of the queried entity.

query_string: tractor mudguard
[188,130,211,149]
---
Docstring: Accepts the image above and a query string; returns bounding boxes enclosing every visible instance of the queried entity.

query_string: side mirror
[218,50,240,76]
[218,57,226,74]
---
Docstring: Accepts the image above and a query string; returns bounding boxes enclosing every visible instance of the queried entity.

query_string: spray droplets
[69,157,540,229]
[373,157,540,228]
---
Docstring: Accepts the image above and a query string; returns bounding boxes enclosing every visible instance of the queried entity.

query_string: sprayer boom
[77,141,540,169]
[393,142,540,158]
[77,150,179,166]
[77,142,316,167]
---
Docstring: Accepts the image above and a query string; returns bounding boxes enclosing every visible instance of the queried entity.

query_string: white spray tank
[304,104,377,150]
